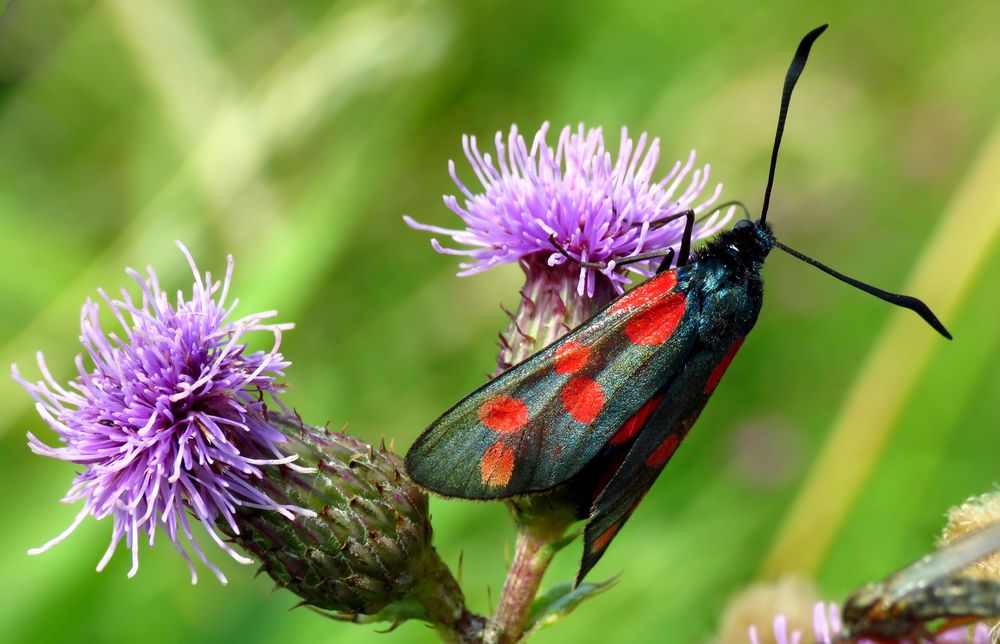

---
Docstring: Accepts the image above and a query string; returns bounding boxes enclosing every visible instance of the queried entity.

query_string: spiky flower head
[13,243,313,583]
[406,122,731,294]
[406,122,733,370]
[227,414,471,623]
[718,577,820,644]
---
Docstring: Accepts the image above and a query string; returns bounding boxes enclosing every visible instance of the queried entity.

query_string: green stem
[486,501,575,643]
[414,549,488,643]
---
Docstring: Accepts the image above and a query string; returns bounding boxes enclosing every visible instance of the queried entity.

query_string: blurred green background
[2,1,999,642]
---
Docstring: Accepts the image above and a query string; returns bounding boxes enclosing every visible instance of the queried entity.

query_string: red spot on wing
[554,340,591,375]
[645,434,681,468]
[704,337,745,394]
[591,522,620,553]
[623,293,686,346]
[609,394,665,445]
[561,377,605,424]
[610,271,677,314]
[479,395,529,433]
[480,441,515,487]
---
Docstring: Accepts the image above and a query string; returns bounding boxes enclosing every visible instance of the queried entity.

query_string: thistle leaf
[523,576,618,636]
[313,596,431,630]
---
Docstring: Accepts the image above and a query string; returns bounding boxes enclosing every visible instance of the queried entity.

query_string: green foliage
[320,597,432,631]
[2,1,999,643]
[524,578,618,637]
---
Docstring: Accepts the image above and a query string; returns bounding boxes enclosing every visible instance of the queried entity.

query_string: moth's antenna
[773,240,952,339]
[760,26,951,339]
[710,200,752,221]
[760,24,828,224]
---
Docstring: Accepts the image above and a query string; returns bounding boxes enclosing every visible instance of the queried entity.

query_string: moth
[841,520,1000,641]
[406,25,951,583]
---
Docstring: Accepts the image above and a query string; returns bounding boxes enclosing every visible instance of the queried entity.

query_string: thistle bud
[227,414,452,616]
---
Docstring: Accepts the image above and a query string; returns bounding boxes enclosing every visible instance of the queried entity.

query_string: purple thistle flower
[405,122,733,298]
[13,242,314,584]
[748,601,994,644]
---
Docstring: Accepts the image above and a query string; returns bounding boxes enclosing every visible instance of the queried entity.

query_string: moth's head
[707,218,774,266]
[840,582,897,639]
[740,218,776,260]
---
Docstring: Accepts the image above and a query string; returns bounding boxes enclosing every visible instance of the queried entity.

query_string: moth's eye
[733,219,752,230]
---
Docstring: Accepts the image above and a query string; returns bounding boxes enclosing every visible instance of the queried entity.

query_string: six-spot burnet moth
[405,24,952,583]
[841,520,1000,640]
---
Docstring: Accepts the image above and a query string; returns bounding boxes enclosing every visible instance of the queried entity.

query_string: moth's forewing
[405,272,695,499]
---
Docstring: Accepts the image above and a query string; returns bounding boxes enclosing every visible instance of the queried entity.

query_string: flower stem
[487,499,576,643]
[415,549,489,643]
[490,530,553,641]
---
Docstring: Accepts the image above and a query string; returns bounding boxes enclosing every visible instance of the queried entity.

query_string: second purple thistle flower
[405,122,733,298]
[13,243,313,584]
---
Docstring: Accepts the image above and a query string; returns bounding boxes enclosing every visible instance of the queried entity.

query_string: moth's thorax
[680,221,773,344]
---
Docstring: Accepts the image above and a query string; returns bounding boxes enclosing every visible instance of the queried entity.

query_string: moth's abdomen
[910,578,1000,621]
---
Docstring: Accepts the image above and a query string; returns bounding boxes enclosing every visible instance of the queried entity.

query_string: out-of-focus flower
[748,613,802,644]
[943,491,1000,581]
[719,578,819,644]
[13,243,313,583]
[407,122,733,370]
[748,601,993,644]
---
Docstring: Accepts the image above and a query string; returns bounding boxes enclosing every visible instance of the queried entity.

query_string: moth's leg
[620,248,676,273]
[676,209,695,267]
[548,207,695,273]
[547,235,610,270]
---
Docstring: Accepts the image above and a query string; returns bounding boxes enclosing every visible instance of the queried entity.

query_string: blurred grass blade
[760,118,1000,578]
[103,0,283,242]
[0,0,450,439]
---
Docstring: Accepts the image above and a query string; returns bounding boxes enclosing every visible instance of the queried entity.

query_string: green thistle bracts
[226,414,438,615]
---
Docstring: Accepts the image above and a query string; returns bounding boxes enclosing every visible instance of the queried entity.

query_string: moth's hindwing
[405,271,697,499]
[577,334,746,582]
[844,520,1000,639]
